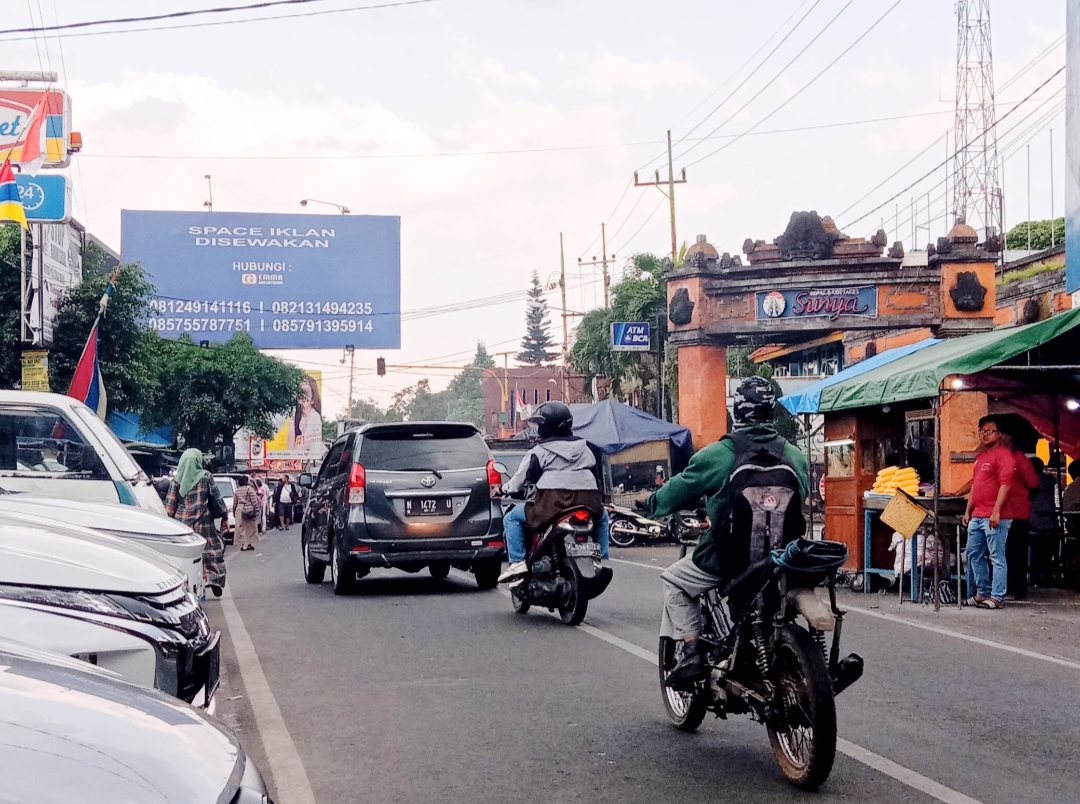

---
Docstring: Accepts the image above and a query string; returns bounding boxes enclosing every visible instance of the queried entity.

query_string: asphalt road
[210,531,1080,804]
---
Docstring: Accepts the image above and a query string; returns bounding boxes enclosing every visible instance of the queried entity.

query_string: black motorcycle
[509,505,613,626]
[659,539,863,790]
[606,503,668,547]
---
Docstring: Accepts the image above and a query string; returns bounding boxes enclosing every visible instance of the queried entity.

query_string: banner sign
[756,287,877,321]
[121,210,401,349]
[610,321,651,351]
[264,370,326,461]
[15,174,69,222]
[20,350,49,392]
[1067,0,1080,293]
[0,89,71,169]
[33,221,83,346]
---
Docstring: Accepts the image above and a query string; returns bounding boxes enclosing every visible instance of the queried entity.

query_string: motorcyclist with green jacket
[643,376,810,688]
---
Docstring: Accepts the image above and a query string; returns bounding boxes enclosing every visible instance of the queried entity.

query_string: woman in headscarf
[166,448,228,596]
[232,475,261,551]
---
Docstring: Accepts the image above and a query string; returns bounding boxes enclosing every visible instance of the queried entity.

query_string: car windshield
[360,426,489,472]
[215,478,236,498]
[70,404,147,481]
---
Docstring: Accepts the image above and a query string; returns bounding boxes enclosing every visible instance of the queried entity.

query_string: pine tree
[517,272,556,366]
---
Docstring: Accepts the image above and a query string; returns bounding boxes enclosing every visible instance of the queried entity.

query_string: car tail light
[486,459,502,499]
[487,540,504,548]
[350,545,371,553]
[348,463,366,505]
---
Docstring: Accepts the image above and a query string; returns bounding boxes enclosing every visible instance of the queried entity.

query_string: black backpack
[715,430,806,576]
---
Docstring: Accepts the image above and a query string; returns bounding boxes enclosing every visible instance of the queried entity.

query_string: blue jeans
[503,505,610,562]
[966,517,1011,601]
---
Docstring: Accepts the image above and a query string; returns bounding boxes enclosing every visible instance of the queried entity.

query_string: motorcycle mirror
[493,462,508,476]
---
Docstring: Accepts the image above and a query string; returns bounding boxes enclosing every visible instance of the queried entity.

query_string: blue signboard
[1067,0,1080,293]
[121,210,401,349]
[611,321,651,351]
[756,286,877,321]
[15,173,69,222]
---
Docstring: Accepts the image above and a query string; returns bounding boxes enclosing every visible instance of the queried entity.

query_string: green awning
[818,307,1080,412]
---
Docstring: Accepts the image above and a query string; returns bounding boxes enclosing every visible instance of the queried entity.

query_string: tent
[780,338,940,415]
[567,399,694,468]
[107,411,173,448]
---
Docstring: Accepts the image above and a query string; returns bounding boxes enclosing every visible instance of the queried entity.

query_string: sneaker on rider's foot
[498,561,528,583]
[666,640,706,690]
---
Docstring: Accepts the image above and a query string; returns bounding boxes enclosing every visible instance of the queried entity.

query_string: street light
[203,175,213,211]
[300,198,350,214]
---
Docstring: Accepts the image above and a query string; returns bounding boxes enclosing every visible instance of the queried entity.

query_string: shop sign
[0,89,72,169]
[20,350,49,392]
[756,286,877,321]
[15,173,69,222]
[33,221,83,346]
[249,438,265,468]
[610,321,651,351]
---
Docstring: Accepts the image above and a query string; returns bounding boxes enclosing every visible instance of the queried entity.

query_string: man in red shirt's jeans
[962,416,1015,608]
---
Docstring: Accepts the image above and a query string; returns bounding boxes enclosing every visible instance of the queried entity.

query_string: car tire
[428,562,450,580]
[330,537,359,595]
[474,559,501,590]
[302,533,325,584]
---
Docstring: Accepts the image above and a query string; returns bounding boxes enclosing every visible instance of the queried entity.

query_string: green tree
[347,397,402,424]
[0,224,26,389]
[517,271,556,366]
[50,264,159,412]
[1005,218,1065,251]
[139,332,306,451]
[442,341,496,427]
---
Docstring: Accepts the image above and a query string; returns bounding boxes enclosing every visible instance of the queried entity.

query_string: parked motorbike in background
[606,503,666,547]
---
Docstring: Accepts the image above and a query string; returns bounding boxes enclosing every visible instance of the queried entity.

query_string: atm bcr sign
[610,322,651,352]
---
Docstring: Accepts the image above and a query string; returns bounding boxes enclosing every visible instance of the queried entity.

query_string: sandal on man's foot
[964,595,987,608]
[981,597,1004,609]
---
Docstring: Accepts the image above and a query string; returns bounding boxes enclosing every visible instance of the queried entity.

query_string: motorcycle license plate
[405,497,453,516]
[567,542,601,558]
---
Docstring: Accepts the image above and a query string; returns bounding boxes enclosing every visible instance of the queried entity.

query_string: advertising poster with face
[264,370,326,462]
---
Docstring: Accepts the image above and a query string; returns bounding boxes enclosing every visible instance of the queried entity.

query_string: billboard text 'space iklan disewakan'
[610,322,651,352]
[121,211,401,349]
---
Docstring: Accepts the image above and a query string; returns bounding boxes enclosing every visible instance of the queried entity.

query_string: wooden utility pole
[634,130,687,262]
[560,232,569,357]
[578,224,613,309]
[341,345,356,416]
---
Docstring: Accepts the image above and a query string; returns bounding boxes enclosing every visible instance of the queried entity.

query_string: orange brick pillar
[939,389,987,494]
[678,344,728,450]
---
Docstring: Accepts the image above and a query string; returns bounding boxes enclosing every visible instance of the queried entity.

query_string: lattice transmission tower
[952,0,1002,240]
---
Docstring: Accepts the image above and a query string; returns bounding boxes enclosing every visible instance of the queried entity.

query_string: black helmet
[529,401,574,439]
[733,376,776,425]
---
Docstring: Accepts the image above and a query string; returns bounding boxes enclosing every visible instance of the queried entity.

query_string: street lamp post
[203,175,213,211]
[299,198,350,214]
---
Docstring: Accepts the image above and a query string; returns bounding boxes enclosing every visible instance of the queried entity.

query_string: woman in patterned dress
[232,475,261,551]
[166,448,228,596]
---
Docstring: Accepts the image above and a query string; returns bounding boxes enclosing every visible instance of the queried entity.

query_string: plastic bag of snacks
[872,465,920,496]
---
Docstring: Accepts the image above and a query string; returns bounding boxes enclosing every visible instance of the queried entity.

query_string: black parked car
[299,422,506,594]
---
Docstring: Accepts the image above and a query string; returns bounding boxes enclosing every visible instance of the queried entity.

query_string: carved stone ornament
[888,241,905,259]
[776,210,839,261]
[936,236,952,255]
[668,287,695,326]
[865,341,878,358]
[949,271,987,312]
[1020,296,1041,325]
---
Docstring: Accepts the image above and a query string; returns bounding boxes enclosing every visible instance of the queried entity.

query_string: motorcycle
[606,503,667,548]
[659,539,863,790]
[508,504,614,625]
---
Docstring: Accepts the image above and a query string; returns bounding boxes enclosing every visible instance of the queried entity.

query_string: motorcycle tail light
[570,509,590,523]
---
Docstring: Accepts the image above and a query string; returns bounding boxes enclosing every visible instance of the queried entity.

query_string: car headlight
[0,584,133,619]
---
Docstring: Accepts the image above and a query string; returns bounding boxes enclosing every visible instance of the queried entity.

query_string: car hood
[0,639,242,804]
[0,496,197,543]
[0,524,185,595]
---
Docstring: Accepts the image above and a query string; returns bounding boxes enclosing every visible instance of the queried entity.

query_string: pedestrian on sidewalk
[1028,457,1058,586]
[274,475,298,530]
[166,448,228,597]
[233,475,261,551]
[999,429,1039,600]
[962,416,1015,609]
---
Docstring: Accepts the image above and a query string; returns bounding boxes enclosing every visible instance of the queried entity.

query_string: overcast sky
[3,0,1066,416]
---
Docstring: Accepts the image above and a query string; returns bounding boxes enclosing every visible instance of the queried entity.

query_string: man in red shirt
[962,416,1015,608]
[999,429,1040,599]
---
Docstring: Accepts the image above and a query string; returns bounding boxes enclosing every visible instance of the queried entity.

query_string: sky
[2,0,1067,417]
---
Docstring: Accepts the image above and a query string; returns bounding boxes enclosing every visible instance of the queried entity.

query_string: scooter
[606,503,668,548]
[509,506,614,626]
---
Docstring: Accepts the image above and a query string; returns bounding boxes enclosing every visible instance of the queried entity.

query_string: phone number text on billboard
[150,299,377,316]
[148,318,376,334]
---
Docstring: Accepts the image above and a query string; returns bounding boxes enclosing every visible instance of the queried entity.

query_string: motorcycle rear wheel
[658,637,708,732]
[766,624,837,790]
[558,558,589,625]
[510,587,531,614]
[608,519,638,548]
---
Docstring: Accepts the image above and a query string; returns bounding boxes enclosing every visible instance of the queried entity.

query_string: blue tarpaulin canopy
[107,411,173,447]
[779,338,941,415]
[567,399,694,469]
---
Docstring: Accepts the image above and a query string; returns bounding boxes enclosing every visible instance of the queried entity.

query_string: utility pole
[341,345,356,416]
[1050,129,1056,247]
[559,233,569,359]
[1027,143,1032,251]
[634,130,687,263]
[578,230,615,309]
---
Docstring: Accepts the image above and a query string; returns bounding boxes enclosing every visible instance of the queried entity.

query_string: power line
[0,0,436,40]
[610,196,666,255]
[682,0,906,169]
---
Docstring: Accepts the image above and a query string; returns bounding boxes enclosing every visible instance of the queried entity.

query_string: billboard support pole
[19,224,26,343]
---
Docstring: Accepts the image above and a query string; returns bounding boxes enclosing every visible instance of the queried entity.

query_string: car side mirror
[298,472,314,488]
[493,462,508,476]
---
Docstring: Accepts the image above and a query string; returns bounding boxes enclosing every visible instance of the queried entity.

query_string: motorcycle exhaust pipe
[831,653,864,696]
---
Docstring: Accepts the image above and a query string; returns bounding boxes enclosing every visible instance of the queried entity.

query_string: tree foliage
[1005,218,1065,251]
[517,272,556,366]
[0,224,25,389]
[139,333,306,451]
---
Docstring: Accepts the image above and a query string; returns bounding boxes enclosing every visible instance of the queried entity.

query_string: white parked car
[0,391,165,513]
[213,474,238,542]
[0,492,206,598]
[0,522,219,708]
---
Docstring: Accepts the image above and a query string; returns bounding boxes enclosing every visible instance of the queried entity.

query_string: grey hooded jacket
[504,437,601,494]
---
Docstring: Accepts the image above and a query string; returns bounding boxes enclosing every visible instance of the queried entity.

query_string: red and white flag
[16,92,50,176]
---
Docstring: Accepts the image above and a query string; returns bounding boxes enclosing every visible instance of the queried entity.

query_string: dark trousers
[1006,518,1030,598]
[1029,528,1056,583]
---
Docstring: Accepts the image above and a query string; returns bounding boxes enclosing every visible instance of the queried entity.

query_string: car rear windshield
[359,426,489,472]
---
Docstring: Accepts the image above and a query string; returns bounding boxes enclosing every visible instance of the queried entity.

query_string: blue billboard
[610,321,651,351]
[15,173,69,222]
[1067,0,1080,294]
[121,210,400,349]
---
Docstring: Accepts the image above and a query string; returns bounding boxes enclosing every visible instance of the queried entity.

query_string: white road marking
[220,586,317,804]
[610,557,1080,672]
[491,583,987,804]
[843,605,1080,672]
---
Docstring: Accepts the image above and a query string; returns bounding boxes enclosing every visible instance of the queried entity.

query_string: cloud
[578,52,706,91]
[471,57,539,88]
